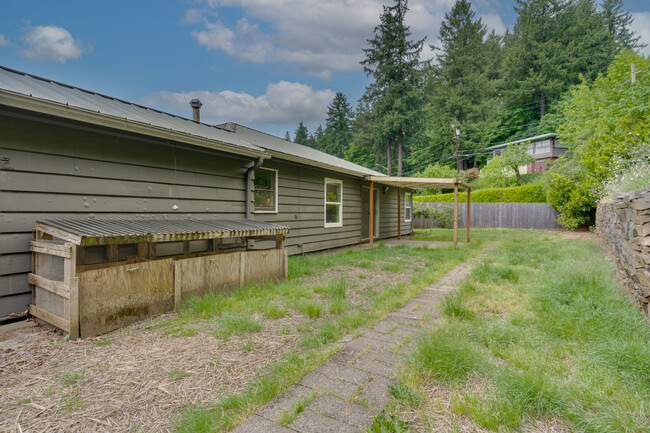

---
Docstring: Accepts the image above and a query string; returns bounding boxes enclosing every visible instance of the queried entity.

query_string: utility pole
[631,63,636,84]
[453,119,460,173]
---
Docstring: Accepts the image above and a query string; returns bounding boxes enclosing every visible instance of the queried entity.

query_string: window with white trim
[324,178,343,227]
[254,168,278,213]
[405,192,412,223]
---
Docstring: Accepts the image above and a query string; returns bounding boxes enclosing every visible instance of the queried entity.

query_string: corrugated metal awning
[35,218,290,246]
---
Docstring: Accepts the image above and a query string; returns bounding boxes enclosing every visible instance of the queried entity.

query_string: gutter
[245,157,265,220]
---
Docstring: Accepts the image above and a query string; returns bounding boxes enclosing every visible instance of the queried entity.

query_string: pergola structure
[366,176,472,247]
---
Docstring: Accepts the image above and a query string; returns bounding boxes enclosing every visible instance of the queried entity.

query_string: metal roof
[485,133,559,150]
[218,123,384,177]
[367,176,471,190]
[0,66,267,158]
[36,218,289,246]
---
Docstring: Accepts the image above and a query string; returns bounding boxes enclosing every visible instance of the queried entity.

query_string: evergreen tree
[361,0,426,176]
[314,125,324,142]
[602,0,645,51]
[294,122,309,145]
[284,131,291,141]
[320,92,354,158]
[347,100,381,170]
[416,0,501,170]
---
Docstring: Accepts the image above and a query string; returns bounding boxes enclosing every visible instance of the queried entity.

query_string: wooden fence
[414,202,561,229]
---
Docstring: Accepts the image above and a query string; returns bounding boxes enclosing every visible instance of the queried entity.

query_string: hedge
[413,184,546,203]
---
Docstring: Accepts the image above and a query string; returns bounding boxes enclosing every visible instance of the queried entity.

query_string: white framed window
[253,168,278,213]
[405,192,412,223]
[324,178,343,228]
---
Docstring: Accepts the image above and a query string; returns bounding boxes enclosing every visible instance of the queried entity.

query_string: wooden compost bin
[29,218,289,338]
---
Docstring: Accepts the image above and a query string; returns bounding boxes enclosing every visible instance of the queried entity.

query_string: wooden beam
[369,181,374,246]
[65,243,79,340]
[29,273,70,299]
[275,234,285,249]
[453,183,459,247]
[467,188,471,243]
[29,304,70,333]
[397,187,401,240]
[30,240,72,258]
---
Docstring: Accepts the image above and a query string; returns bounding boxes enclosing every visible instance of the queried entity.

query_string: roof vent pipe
[189,99,202,122]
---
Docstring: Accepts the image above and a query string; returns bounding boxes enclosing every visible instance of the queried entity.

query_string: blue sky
[1,0,649,138]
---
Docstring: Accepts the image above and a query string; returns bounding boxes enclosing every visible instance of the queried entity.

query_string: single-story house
[1,66,445,320]
[486,133,567,174]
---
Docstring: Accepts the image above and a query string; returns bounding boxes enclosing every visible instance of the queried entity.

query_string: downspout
[245,157,264,220]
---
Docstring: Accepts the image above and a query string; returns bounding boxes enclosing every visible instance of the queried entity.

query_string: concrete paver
[315,361,372,386]
[231,415,295,433]
[290,409,361,433]
[308,394,375,429]
[257,384,314,422]
[359,375,396,411]
[299,371,360,399]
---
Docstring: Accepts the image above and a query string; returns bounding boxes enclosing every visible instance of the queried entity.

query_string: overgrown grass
[397,231,650,432]
[170,230,487,432]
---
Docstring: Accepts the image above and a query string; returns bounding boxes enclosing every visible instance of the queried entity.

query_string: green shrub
[414,184,546,203]
[412,204,454,228]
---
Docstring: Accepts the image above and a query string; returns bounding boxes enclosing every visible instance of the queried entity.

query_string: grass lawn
[384,229,650,432]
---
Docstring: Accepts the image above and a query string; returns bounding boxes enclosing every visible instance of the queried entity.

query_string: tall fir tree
[601,0,645,51]
[320,92,354,158]
[293,122,309,145]
[361,0,425,176]
[284,131,291,141]
[416,0,501,170]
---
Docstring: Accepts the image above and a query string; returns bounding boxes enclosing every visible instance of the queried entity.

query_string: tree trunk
[397,129,403,177]
[540,91,546,119]
[514,165,523,183]
[386,136,392,176]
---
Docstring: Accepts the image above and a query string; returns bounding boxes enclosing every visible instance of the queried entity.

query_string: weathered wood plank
[28,273,70,299]
[30,304,70,332]
[30,240,72,258]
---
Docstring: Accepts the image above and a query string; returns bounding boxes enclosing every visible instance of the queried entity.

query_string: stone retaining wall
[596,189,650,320]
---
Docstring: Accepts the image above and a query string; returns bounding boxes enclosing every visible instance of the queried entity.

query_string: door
[361,187,380,240]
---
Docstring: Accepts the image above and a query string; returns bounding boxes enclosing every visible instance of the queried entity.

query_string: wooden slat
[174,261,182,309]
[29,304,70,332]
[28,273,70,299]
[66,243,79,340]
[34,222,81,244]
[30,240,72,258]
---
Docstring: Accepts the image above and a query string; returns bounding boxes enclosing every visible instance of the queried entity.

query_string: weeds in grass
[401,230,650,432]
[91,335,112,347]
[168,369,187,381]
[368,410,410,432]
[242,339,254,353]
[214,313,263,340]
[58,367,84,386]
[278,392,317,426]
[62,389,81,412]
[296,301,322,318]
[389,383,420,404]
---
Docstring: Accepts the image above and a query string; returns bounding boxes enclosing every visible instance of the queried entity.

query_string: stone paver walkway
[232,247,493,433]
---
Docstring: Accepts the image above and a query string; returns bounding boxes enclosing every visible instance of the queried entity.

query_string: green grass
[396,230,650,432]
[58,367,85,386]
[214,313,263,340]
[278,392,317,426]
[169,369,188,381]
[171,231,489,432]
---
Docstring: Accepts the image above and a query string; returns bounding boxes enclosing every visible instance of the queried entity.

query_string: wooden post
[397,187,401,240]
[239,251,246,287]
[466,188,471,243]
[66,243,80,340]
[369,181,374,246]
[453,183,459,247]
[174,261,182,309]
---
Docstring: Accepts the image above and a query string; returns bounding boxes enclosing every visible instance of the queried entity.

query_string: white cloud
[140,81,336,127]
[188,0,452,78]
[631,12,650,56]
[481,13,506,35]
[0,34,9,47]
[20,25,91,63]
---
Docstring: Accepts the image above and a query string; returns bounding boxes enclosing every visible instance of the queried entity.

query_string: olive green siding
[252,161,412,254]
[0,112,252,318]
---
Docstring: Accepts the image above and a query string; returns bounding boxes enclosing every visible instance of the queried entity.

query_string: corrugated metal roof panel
[36,218,289,246]
[218,123,385,177]
[0,66,265,155]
